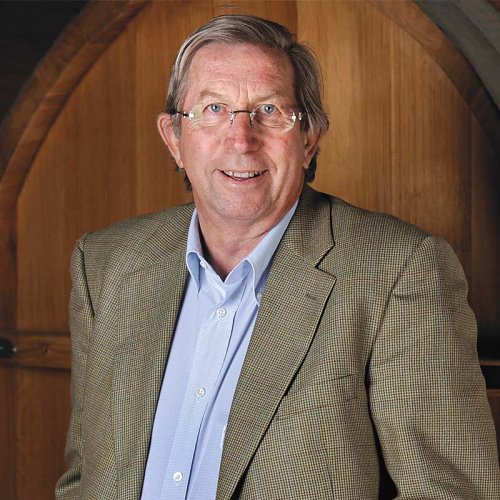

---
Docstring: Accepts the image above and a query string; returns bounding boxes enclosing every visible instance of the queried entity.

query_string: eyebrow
[198,90,287,103]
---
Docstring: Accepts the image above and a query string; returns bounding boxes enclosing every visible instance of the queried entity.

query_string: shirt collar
[185,201,298,299]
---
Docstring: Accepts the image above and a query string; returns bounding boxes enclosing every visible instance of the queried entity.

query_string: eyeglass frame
[169,103,305,129]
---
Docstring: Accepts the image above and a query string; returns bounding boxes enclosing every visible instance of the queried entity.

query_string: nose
[224,111,259,152]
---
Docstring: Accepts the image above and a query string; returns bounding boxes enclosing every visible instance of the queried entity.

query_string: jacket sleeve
[56,237,94,499]
[368,235,499,499]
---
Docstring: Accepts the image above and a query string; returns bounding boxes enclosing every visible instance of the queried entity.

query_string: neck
[197,217,268,280]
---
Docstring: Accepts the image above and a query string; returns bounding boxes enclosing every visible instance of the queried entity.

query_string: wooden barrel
[0,1,498,496]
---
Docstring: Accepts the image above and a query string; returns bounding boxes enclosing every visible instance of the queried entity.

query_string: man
[56,14,499,500]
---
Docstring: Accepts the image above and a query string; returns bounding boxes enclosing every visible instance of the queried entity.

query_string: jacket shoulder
[329,194,429,246]
[71,203,193,302]
[83,202,192,246]
[318,192,433,278]
[80,202,192,256]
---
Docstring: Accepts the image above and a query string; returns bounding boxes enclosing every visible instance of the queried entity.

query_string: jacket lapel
[111,205,192,498]
[217,187,337,499]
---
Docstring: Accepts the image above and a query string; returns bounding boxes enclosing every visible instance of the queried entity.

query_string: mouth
[221,169,267,180]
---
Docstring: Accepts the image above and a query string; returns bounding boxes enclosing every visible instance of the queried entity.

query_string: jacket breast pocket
[275,373,360,419]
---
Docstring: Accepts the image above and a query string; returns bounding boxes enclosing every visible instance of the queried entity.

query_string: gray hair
[166,14,329,182]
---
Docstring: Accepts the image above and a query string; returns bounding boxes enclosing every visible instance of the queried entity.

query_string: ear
[157,113,184,169]
[302,130,322,170]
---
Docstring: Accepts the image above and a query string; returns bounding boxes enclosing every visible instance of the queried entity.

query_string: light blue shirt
[141,202,297,500]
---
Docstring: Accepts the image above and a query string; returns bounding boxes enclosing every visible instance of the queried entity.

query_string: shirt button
[200,260,207,269]
[256,292,263,301]
[216,307,227,318]
[173,471,183,482]
[196,387,206,397]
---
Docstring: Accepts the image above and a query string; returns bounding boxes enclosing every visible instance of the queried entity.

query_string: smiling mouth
[222,170,267,180]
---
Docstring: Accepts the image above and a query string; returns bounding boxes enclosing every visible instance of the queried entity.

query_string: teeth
[225,170,263,179]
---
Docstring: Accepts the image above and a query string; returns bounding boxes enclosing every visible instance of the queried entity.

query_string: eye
[207,103,223,113]
[261,104,277,114]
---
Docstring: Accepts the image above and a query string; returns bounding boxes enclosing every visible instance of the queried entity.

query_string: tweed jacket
[56,185,499,499]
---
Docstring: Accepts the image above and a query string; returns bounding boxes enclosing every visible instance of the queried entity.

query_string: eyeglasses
[171,102,304,130]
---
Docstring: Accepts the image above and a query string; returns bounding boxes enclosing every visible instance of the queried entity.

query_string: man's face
[159,43,320,232]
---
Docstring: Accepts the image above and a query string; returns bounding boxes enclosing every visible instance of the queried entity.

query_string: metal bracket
[0,337,16,359]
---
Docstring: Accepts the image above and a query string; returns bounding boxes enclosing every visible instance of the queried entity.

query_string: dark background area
[0,1,87,124]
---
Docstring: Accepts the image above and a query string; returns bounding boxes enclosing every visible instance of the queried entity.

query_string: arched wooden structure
[0,1,498,497]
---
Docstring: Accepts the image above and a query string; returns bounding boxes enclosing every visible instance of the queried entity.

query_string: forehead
[184,42,295,101]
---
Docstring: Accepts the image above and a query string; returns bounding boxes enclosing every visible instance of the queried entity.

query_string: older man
[57,15,499,500]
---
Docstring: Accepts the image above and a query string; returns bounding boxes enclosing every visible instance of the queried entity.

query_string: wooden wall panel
[301,1,393,212]
[134,1,211,215]
[17,14,139,331]
[0,0,148,332]
[14,367,70,499]
[0,218,15,328]
[212,0,297,22]
[303,1,472,274]
[0,367,14,498]
[471,116,499,352]
[387,18,471,273]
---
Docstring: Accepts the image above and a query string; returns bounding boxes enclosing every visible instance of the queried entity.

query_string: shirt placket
[161,268,245,499]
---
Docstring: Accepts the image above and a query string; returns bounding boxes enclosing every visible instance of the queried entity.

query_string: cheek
[178,130,215,164]
[265,133,303,159]
[273,135,308,172]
